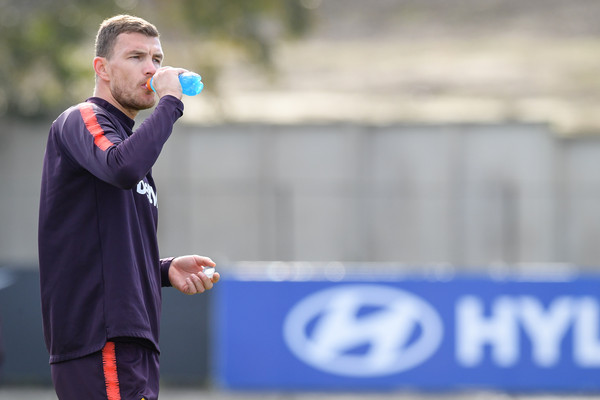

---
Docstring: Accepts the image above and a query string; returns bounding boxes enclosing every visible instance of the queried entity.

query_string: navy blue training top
[38,95,183,363]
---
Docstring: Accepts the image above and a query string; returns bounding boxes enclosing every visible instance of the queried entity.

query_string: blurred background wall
[6,121,600,270]
[3,0,600,269]
[3,0,600,391]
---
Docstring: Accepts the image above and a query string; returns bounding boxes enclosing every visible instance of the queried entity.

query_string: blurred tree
[0,0,315,120]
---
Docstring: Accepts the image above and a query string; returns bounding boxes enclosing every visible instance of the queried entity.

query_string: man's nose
[144,60,158,76]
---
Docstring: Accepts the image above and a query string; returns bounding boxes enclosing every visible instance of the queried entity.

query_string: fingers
[185,270,214,294]
[151,66,186,99]
[194,255,216,267]
[174,254,218,295]
[157,66,187,75]
[163,66,188,74]
[198,271,213,290]
[156,66,188,80]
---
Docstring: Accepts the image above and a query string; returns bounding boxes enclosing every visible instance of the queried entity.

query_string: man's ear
[93,56,110,81]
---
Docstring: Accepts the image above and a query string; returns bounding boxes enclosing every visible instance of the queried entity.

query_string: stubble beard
[111,82,156,114]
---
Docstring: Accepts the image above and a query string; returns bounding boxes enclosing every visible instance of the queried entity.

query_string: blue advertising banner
[214,267,600,391]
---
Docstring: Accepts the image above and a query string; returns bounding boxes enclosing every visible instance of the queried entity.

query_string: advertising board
[214,268,600,391]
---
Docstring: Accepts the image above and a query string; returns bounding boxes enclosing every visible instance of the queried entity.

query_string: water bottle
[146,71,204,96]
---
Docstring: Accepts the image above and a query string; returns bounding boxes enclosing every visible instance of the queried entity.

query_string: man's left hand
[169,255,219,295]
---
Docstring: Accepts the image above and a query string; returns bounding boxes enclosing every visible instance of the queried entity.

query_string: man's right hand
[149,66,186,100]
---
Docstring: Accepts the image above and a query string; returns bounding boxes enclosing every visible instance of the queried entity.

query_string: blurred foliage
[0,0,315,120]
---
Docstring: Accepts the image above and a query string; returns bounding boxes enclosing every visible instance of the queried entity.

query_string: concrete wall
[2,121,600,269]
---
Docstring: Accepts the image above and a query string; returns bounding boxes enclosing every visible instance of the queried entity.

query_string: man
[38,15,219,400]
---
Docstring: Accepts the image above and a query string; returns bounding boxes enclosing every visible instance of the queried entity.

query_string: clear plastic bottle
[146,72,204,96]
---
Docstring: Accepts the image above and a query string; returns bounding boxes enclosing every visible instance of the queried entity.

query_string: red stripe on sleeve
[79,103,115,151]
[102,341,122,400]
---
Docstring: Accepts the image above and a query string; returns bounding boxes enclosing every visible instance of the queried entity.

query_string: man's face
[105,32,163,114]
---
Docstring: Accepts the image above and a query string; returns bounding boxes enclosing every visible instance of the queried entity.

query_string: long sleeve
[39,95,183,363]
[160,257,174,287]
[57,96,183,189]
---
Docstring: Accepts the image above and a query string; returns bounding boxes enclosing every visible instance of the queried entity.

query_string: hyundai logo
[283,284,443,377]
